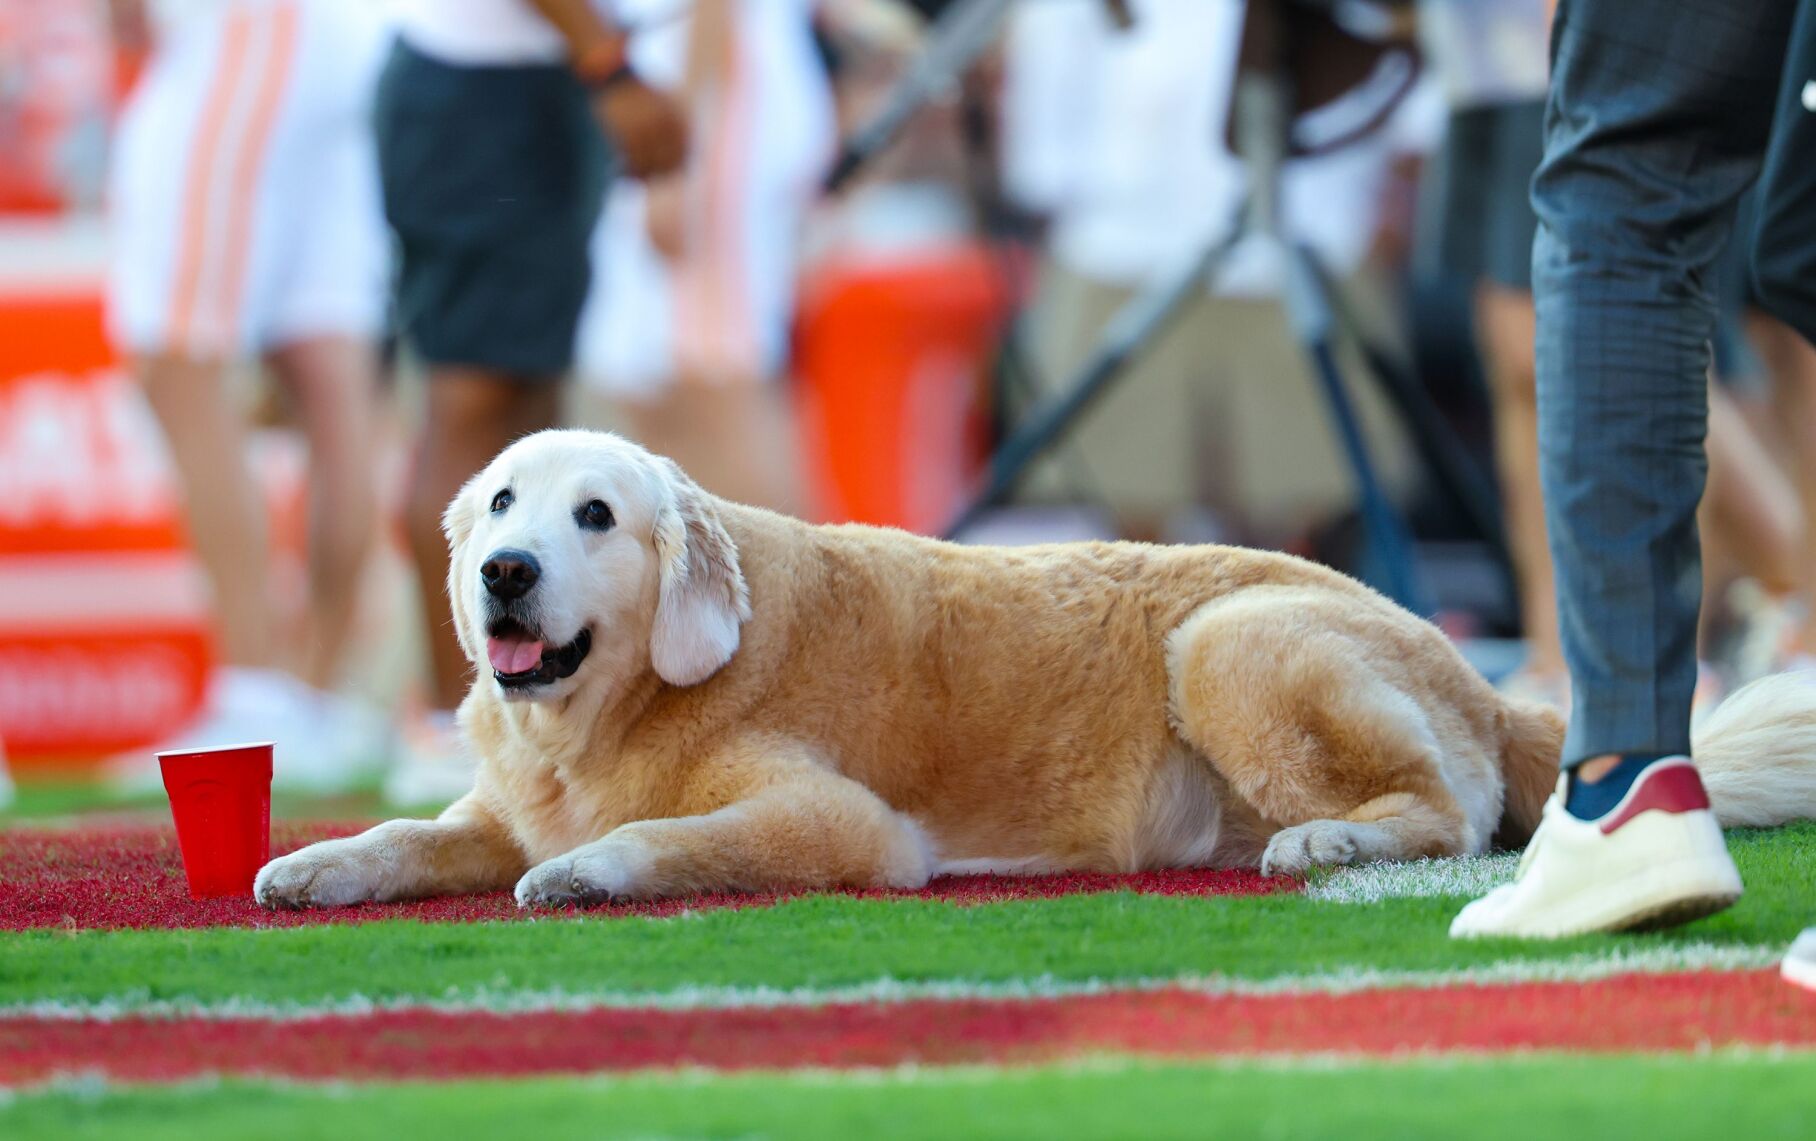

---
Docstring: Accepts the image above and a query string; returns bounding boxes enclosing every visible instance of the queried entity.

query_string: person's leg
[1534,0,1794,779]
[1701,380,1803,600]
[1747,313,1816,654]
[1750,0,1816,662]
[111,5,281,674]
[137,353,274,669]
[374,43,607,719]
[265,334,382,691]
[1478,300,1805,693]
[1452,0,1796,939]
[406,370,564,710]
[1475,284,1564,680]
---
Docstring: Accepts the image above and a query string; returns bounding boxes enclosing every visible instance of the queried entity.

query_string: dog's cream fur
[256,430,1816,909]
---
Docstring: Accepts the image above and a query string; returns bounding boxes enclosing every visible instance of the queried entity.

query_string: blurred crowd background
[3,0,1814,809]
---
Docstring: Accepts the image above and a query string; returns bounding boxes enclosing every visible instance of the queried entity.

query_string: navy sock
[1564,754,1670,821]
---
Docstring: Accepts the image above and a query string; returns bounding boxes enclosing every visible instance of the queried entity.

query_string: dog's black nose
[481,549,541,600]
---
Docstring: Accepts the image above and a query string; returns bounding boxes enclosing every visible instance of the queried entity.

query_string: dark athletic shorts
[1421,99,1546,291]
[375,40,609,379]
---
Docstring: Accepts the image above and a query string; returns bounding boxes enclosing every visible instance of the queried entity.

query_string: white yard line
[4,1046,1813,1102]
[1,942,1785,1022]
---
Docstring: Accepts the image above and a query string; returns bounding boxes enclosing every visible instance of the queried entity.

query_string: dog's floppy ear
[441,473,485,662]
[442,471,483,553]
[650,461,751,686]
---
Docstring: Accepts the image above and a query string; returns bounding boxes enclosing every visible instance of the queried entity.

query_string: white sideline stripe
[0,553,210,627]
[0,943,1784,1023]
[5,1046,1814,1101]
[1306,852,1522,904]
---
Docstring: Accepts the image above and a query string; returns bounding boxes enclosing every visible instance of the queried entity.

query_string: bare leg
[406,367,564,710]
[1702,382,1802,597]
[1476,285,1564,677]
[1749,311,1816,652]
[266,336,381,690]
[621,379,801,514]
[136,353,273,669]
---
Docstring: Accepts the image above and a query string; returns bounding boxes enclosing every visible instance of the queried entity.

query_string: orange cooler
[0,279,213,770]
[793,244,1009,534]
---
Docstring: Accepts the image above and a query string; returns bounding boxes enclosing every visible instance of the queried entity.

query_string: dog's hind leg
[1165,587,1479,876]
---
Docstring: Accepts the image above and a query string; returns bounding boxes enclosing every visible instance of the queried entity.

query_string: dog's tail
[1495,671,1816,844]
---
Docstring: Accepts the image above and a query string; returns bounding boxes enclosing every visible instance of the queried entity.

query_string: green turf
[4,826,1809,1009]
[0,780,165,821]
[5,1054,1814,1140]
[0,779,428,824]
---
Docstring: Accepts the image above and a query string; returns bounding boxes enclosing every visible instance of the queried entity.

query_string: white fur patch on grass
[1304,852,1521,904]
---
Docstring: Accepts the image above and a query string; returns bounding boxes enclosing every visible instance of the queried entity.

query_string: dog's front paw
[254,840,382,909]
[1260,820,1361,877]
[514,833,657,908]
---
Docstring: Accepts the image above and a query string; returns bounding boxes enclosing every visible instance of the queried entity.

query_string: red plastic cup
[158,742,274,899]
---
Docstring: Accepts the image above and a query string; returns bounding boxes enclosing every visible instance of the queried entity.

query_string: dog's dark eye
[577,499,614,532]
[490,489,513,514]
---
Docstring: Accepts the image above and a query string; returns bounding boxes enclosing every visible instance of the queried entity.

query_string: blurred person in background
[1000,0,1440,548]
[103,0,392,789]
[1740,333,1816,674]
[377,0,685,804]
[578,0,831,514]
[1415,0,1559,700]
[1706,207,1816,682]
[1419,0,1816,711]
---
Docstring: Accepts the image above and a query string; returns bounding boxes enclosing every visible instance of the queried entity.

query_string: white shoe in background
[0,736,14,811]
[1721,580,1808,686]
[1785,928,1816,992]
[382,709,479,809]
[108,667,391,796]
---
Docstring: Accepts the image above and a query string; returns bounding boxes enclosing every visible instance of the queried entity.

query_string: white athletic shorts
[108,0,392,357]
[577,0,833,397]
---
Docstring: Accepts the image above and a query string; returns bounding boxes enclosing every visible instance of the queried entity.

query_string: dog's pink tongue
[487,636,545,675]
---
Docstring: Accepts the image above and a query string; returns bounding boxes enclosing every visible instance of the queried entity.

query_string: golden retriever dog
[256,430,1816,908]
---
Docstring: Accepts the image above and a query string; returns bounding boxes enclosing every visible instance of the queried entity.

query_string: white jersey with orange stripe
[108,0,393,356]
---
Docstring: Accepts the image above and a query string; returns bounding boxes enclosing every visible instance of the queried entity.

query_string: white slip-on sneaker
[1785,928,1816,992]
[1450,757,1743,939]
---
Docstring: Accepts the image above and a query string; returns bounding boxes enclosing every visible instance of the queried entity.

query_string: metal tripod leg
[1311,258,1513,579]
[941,225,1247,541]
[945,232,1434,613]
[1281,242,1430,612]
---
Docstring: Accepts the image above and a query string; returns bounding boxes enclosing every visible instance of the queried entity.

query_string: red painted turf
[0,824,1295,930]
[3,971,1811,1083]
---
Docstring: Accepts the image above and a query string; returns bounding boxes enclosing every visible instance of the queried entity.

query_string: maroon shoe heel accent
[1599,762,1713,835]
